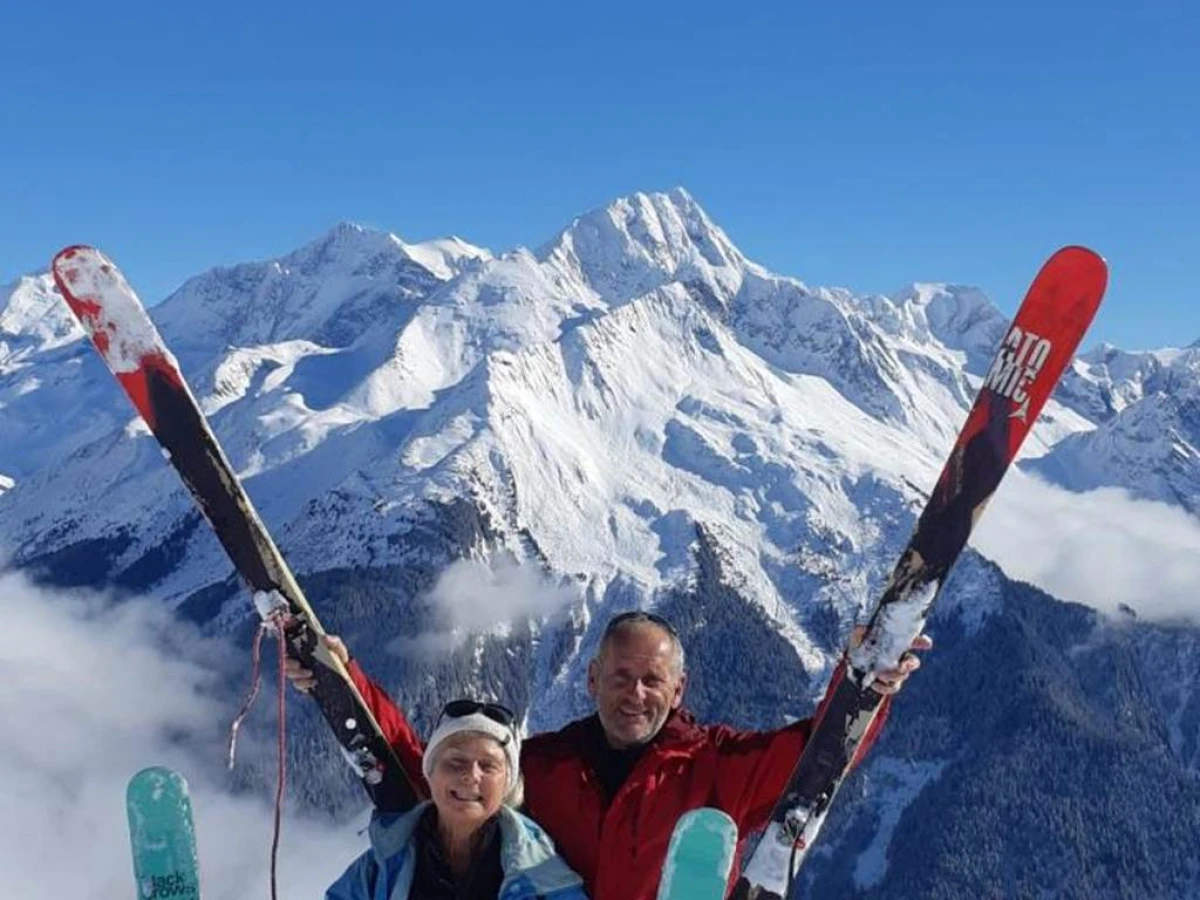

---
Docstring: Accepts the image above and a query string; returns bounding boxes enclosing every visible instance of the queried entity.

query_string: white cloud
[0,569,364,899]
[390,556,579,657]
[972,470,1200,622]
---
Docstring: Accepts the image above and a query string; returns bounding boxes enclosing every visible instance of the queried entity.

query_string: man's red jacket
[347,661,888,900]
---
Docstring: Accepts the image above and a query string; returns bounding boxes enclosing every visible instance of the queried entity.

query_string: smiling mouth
[449,790,484,803]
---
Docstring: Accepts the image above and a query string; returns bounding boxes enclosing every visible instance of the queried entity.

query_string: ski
[657,807,739,900]
[127,767,202,900]
[731,246,1109,899]
[53,245,421,813]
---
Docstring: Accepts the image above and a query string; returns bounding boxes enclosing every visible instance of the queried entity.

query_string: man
[286,613,929,900]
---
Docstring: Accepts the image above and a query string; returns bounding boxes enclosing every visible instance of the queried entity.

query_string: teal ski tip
[126,766,202,900]
[657,807,739,900]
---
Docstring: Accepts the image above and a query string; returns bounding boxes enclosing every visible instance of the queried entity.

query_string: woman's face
[429,733,508,831]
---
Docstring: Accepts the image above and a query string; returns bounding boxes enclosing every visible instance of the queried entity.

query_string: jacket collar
[367,802,584,895]
[558,708,708,761]
[368,801,428,861]
[653,708,707,749]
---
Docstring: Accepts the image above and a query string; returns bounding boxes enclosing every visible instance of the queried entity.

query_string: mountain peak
[394,235,493,280]
[0,273,81,356]
[280,222,491,284]
[894,282,996,323]
[151,221,451,353]
[536,188,745,303]
[866,282,1006,371]
[280,221,407,276]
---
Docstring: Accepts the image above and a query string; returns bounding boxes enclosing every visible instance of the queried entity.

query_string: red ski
[53,245,421,812]
[732,246,1108,899]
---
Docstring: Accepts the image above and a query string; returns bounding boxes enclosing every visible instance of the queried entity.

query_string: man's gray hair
[596,611,686,674]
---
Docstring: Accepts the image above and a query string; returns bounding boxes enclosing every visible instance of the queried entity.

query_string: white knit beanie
[422,711,521,796]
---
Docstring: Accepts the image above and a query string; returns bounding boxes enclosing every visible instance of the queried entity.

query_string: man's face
[587,622,686,749]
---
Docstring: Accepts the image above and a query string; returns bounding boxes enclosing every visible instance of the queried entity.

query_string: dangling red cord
[227,624,267,769]
[228,607,291,900]
[270,615,288,900]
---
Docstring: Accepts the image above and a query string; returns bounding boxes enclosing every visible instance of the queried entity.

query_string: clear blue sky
[3,1,1197,349]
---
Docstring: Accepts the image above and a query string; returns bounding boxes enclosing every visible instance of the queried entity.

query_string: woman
[326,698,588,900]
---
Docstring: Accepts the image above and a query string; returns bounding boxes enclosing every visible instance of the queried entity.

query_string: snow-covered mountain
[0,190,1102,619]
[1031,344,1200,513]
[151,223,491,356]
[3,189,1198,898]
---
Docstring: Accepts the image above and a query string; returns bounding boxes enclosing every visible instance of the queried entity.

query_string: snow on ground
[853,757,948,890]
[395,235,493,280]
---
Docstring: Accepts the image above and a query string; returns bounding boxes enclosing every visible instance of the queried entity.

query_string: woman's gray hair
[504,772,525,809]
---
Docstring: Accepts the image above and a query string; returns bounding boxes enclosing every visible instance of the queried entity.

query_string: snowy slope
[0,192,1142,624]
[395,234,492,280]
[0,272,131,494]
[1029,345,1200,513]
[6,191,1188,651]
[0,190,1074,663]
[151,223,489,356]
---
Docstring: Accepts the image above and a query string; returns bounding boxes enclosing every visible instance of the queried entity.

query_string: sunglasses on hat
[438,699,516,729]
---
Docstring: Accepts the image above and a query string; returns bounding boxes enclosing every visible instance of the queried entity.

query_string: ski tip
[127,766,190,793]
[51,245,103,294]
[675,807,737,830]
[1049,244,1109,276]
[1053,243,1105,261]
[1041,245,1110,305]
[129,764,182,778]
[52,244,97,269]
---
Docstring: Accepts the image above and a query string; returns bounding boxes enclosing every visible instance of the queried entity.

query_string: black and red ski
[732,246,1109,899]
[52,245,420,813]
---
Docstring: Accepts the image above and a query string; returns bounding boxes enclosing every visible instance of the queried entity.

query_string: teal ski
[657,807,738,900]
[126,766,202,900]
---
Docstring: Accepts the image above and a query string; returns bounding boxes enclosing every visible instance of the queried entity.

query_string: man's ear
[586,657,599,699]
[671,672,687,709]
